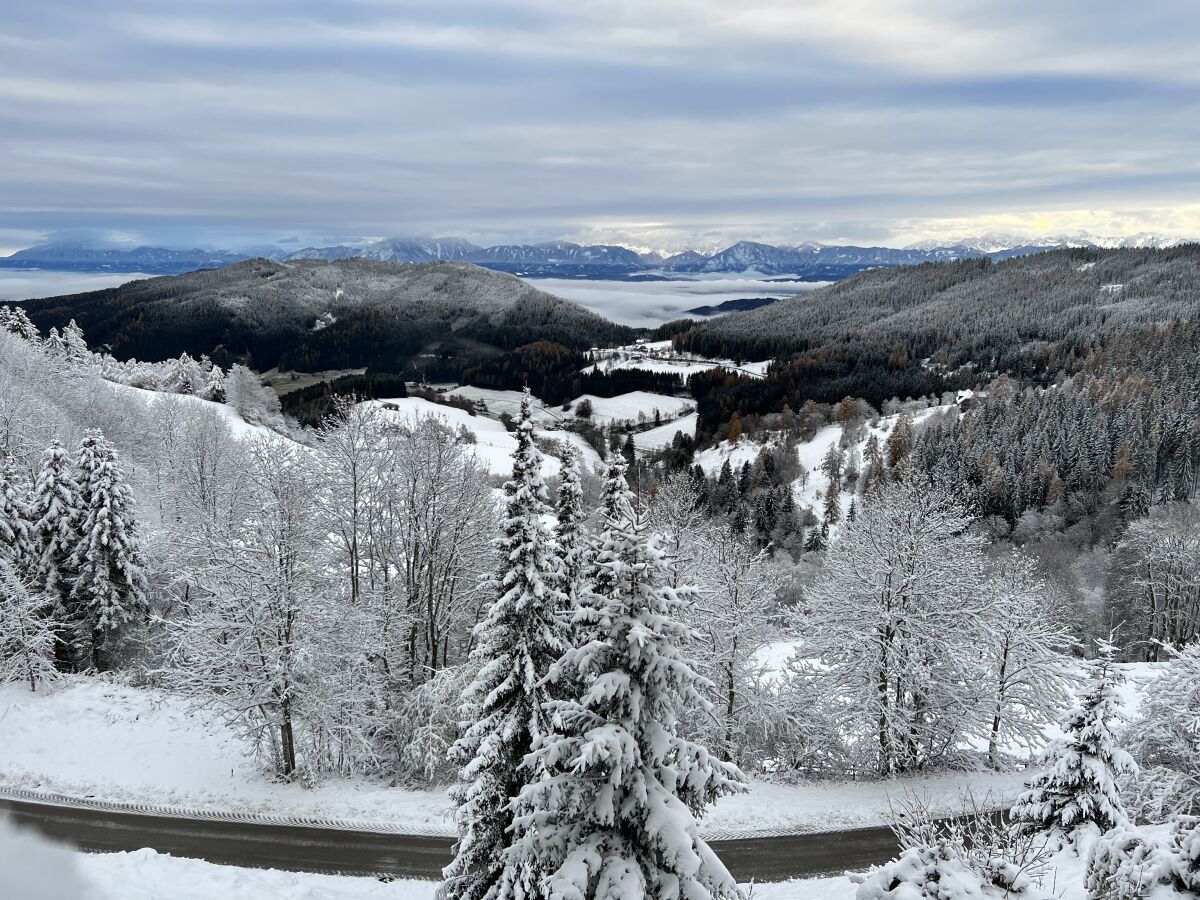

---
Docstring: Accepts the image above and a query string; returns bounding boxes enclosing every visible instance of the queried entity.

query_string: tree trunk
[988,640,1010,769]
[280,699,297,778]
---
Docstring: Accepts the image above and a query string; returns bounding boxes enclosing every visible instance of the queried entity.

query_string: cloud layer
[3,1,1199,250]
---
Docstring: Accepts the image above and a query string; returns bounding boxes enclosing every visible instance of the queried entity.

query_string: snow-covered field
[0,678,1041,838]
[632,411,699,452]
[443,386,566,425]
[584,339,771,380]
[366,397,563,480]
[569,390,694,427]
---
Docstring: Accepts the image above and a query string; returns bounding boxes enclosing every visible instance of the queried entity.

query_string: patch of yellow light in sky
[889,206,1200,245]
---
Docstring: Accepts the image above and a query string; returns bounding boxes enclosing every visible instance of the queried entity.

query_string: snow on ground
[632,411,698,453]
[0,679,452,832]
[583,341,771,380]
[61,834,1195,900]
[532,428,605,473]
[73,847,851,899]
[442,386,566,426]
[569,391,694,428]
[694,403,955,524]
[366,397,561,480]
[78,848,431,900]
[104,382,277,442]
[0,677,1043,838]
[707,769,1033,836]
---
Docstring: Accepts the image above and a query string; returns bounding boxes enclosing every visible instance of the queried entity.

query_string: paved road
[0,794,905,883]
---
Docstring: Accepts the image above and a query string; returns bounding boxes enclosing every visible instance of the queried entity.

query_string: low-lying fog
[0,269,825,331]
[525,275,825,327]
[0,270,152,302]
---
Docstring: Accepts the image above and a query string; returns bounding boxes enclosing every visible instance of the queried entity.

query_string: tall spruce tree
[1011,641,1137,843]
[0,457,34,571]
[29,440,83,671]
[553,442,586,622]
[441,389,568,900]
[69,430,149,670]
[507,458,745,900]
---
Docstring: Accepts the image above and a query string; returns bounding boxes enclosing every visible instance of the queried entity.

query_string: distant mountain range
[2,233,1191,279]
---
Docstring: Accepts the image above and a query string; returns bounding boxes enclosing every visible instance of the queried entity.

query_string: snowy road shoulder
[1,678,1035,840]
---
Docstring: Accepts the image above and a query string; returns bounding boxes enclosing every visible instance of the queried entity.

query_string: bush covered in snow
[852,841,1049,900]
[1085,827,1173,900]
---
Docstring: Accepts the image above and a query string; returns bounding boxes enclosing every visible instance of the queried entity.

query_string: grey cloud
[2,1,1200,250]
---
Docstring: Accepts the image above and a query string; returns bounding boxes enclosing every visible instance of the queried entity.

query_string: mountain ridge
[15,258,636,372]
[4,233,1193,279]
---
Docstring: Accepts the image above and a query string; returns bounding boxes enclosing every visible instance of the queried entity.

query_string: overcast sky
[3,1,1200,253]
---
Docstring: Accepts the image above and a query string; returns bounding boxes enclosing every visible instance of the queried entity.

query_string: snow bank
[75,847,851,899]
[78,848,437,900]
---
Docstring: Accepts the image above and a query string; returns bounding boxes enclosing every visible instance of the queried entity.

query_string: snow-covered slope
[632,412,699,453]
[569,391,694,427]
[695,401,956,523]
[103,383,280,442]
[366,397,562,479]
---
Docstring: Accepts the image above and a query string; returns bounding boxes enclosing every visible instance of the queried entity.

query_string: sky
[3,1,1200,254]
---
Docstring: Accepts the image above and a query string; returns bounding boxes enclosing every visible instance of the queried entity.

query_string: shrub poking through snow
[858,792,1054,899]
[1085,826,1175,900]
[852,841,1050,900]
[1170,815,1200,892]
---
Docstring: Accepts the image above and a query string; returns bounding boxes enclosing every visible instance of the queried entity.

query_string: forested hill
[18,258,636,371]
[678,244,1200,374]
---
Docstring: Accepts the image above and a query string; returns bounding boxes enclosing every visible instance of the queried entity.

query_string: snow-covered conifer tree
[166,353,203,395]
[441,389,568,900]
[0,561,58,691]
[29,440,83,671]
[0,457,35,571]
[68,430,148,669]
[1011,641,1137,843]
[43,327,66,357]
[62,320,89,363]
[553,442,586,619]
[507,457,745,900]
[201,361,227,403]
[1,305,39,341]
